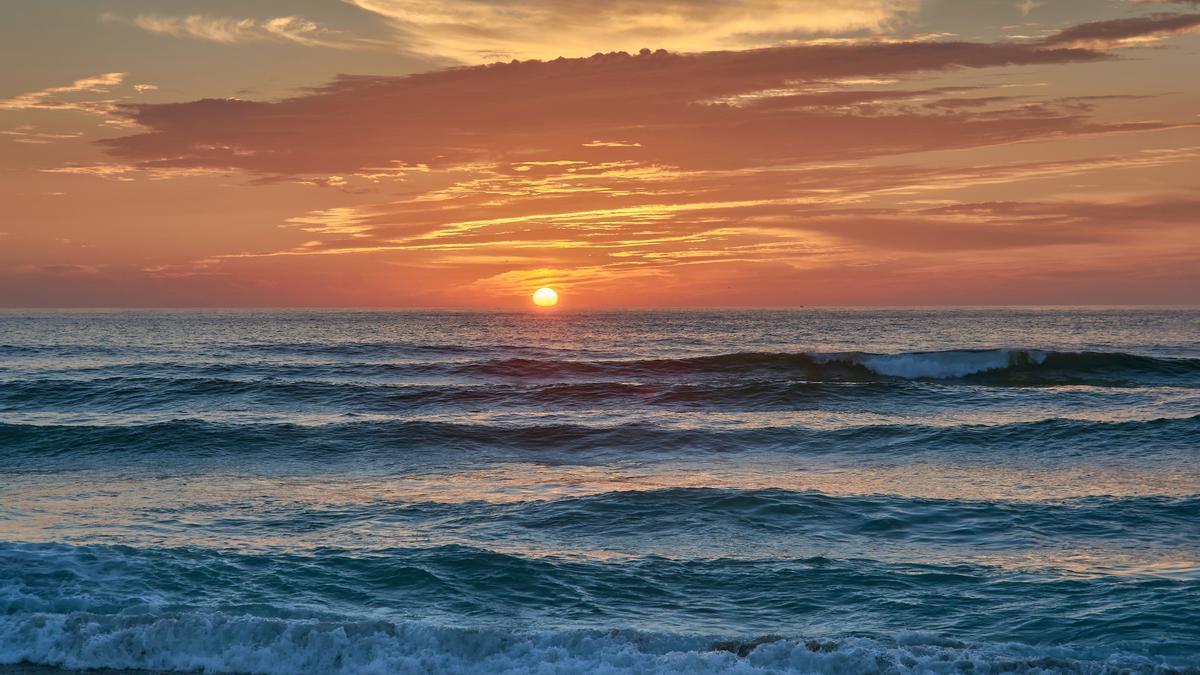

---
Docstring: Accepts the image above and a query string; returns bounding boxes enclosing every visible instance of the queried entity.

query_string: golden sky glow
[1,1,1198,307]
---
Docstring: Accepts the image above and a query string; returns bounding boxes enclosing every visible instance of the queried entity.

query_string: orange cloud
[100,41,1112,178]
[0,72,126,115]
[348,0,922,61]
[1040,12,1200,48]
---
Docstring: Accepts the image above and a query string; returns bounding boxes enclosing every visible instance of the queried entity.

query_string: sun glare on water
[532,287,559,307]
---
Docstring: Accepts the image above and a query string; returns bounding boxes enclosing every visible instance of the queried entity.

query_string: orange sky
[1,0,1198,307]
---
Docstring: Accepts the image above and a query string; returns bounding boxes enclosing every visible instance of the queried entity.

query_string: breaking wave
[2,538,1198,674]
[461,349,1200,384]
[3,614,1197,674]
[8,349,1195,386]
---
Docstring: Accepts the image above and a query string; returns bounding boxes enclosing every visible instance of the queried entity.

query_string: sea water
[0,308,1197,673]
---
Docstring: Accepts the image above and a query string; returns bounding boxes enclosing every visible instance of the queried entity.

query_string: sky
[1,0,1198,308]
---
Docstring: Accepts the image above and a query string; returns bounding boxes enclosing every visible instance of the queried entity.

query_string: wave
[1,415,1195,463]
[0,376,929,413]
[9,349,1196,386]
[2,613,1197,674]
[444,348,1200,384]
[464,348,1200,384]
[490,489,1200,548]
[125,488,1200,559]
[721,349,1199,383]
[234,341,627,361]
[831,349,1049,379]
[2,541,1198,660]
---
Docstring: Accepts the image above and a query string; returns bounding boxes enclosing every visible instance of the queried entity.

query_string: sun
[531,287,559,307]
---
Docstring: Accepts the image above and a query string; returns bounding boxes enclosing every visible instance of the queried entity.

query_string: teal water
[0,309,1197,673]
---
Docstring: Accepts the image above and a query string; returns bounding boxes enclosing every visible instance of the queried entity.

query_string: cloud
[2,127,84,144]
[44,17,1199,307]
[101,13,383,51]
[39,164,138,181]
[347,0,923,61]
[100,40,1115,177]
[0,72,126,114]
[583,140,642,148]
[189,186,1199,306]
[40,163,229,181]
[1040,12,1200,48]
[776,197,1200,252]
[190,148,1200,296]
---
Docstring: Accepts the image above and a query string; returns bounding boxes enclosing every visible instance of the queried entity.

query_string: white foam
[0,613,1190,674]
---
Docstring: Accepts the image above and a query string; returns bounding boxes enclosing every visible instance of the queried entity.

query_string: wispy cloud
[348,0,923,61]
[1040,12,1200,48]
[0,72,126,114]
[175,142,1198,306]
[101,13,385,51]
[40,163,229,181]
[2,126,84,144]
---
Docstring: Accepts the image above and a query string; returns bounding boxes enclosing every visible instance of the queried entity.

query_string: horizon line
[1,304,1197,312]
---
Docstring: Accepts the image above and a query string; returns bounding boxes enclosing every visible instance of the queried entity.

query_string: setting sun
[532,287,559,307]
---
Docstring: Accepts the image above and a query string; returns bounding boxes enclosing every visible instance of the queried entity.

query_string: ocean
[0,308,1197,674]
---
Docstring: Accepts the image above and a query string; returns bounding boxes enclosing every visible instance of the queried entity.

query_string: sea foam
[1,613,1193,674]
